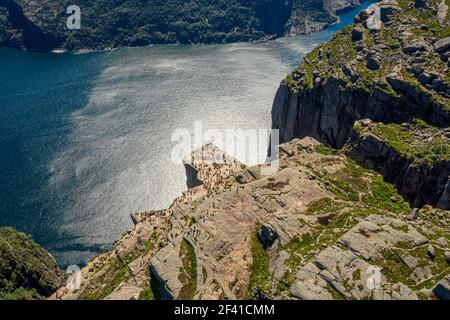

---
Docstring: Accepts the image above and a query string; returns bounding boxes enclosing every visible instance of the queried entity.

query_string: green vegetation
[352,269,361,281]
[372,123,450,164]
[415,136,450,162]
[286,0,336,33]
[375,244,450,290]
[248,231,270,298]
[374,248,413,286]
[362,176,410,213]
[305,198,339,215]
[145,231,159,254]
[178,239,197,299]
[138,286,155,300]
[285,25,357,90]
[284,233,315,268]
[309,153,410,213]
[1,0,343,50]
[0,287,42,300]
[372,123,414,155]
[282,74,298,91]
[80,256,132,300]
[101,265,129,298]
[0,227,63,300]
[315,144,339,156]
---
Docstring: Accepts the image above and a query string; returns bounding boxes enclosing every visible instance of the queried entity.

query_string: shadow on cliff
[1,0,61,50]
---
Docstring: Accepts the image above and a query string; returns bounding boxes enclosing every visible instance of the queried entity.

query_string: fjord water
[0,3,375,266]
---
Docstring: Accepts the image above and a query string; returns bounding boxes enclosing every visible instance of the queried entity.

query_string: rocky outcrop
[273,0,449,145]
[272,0,450,209]
[433,274,450,300]
[183,143,245,192]
[50,138,450,300]
[434,37,450,53]
[290,214,429,300]
[0,227,64,300]
[345,120,450,208]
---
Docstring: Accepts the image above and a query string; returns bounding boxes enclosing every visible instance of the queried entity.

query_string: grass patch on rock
[177,239,197,300]
[248,231,270,298]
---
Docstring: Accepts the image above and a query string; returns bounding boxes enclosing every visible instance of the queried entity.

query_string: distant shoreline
[2,1,378,55]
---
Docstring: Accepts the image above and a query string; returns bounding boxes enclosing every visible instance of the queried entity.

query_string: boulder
[437,237,448,247]
[433,275,450,300]
[434,37,450,53]
[342,64,359,82]
[407,208,420,220]
[316,213,337,225]
[362,5,382,31]
[432,78,446,92]
[257,224,279,249]
[445,252,450,265]
[415,0,429,8]
[403,41,430,54]
[290,264,334,300]
[352,27,364,41]
[437,0,448,25]
[391,283,418,300]
[380,5,401,23]
[427,245,436,259]
[417,72,432,85]
[367,57,381,70]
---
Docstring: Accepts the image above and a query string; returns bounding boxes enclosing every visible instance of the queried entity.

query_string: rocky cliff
[345,119,450,208]
[49,138,450,300]
[272,0,450,208]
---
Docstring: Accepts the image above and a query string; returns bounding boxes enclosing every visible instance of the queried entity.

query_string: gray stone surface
[433,275,450,300]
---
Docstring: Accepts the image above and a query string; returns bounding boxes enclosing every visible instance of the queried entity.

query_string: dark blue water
[0,1,376,267]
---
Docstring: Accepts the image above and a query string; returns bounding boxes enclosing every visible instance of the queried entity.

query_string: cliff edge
[50,138,450,300]
[272,0,450,208]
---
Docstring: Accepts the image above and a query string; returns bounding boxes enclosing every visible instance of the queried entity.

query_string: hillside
[0,227,63,300]
[0,0,364,51]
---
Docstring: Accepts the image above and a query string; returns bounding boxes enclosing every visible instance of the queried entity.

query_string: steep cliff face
[272,0,450,208]
[345,119,450,208]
